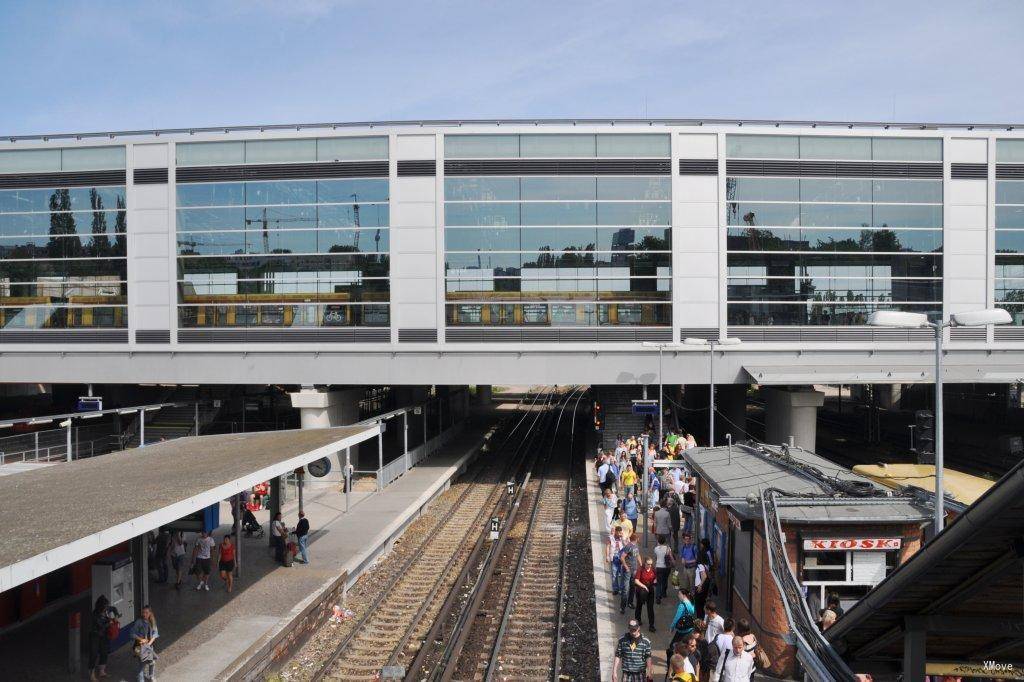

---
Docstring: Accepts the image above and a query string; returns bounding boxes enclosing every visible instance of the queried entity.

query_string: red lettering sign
[803,538,901,551]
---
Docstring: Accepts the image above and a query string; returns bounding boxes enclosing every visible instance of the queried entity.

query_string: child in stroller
[242,508,264,538]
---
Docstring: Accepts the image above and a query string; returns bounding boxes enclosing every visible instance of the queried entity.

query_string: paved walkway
[0,422,487,681]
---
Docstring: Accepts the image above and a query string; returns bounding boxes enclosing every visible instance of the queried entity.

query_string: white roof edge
[0,424,379,593]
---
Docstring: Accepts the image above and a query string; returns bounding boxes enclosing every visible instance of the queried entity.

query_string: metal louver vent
[135,330,170,344]
[677,160,718,175]
[950,327,986,341]
[679,328,718,341]
[444,159,671,176]
[726,326,934,342]
[725,160,942,179]
[446,327,671,342]
[0,330,129,343]
[398,328,437,342]
[951,163,987,179]
[397,160,436,177]
[133,168,169,184]
[0,170,126,190]
[176,161,389,183]
[177,328,390,343]
[995,165,1024,180]
[994,327,1024,341]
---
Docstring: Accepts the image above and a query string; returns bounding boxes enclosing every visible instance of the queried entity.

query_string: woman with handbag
[88,595,120,681]
[735,619,771,672]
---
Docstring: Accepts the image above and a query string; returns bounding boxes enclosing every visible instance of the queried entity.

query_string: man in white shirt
[704,600,725,644]
[709,618,735,682]
[271,512,288,564]
[719,635,755,682]
[192,531,215,591]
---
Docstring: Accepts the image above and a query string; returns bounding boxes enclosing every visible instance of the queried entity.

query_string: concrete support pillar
[764,387,825,452]
[716,384,748,443]
[476,385,493,405]
[873,383,903,410]
[289,386,362,480]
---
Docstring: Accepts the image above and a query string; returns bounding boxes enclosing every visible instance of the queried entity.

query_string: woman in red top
[218,535,236,593]
[633,556,658,631]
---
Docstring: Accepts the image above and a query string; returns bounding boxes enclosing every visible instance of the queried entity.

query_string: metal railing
[0,431,125,465]
[378,422,464,489]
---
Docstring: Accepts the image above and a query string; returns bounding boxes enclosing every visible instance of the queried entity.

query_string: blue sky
[0,0,1022,135]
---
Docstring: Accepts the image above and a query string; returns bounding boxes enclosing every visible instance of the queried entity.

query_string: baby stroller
[242,508,264,538]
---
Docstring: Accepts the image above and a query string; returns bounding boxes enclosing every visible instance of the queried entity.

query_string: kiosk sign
[802,538,901,551]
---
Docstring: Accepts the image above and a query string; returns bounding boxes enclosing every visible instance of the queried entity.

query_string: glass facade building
[0,146,127,329]
[995,139,1024,324]
[725,135,944,326]
[443,134,672,327]
[174,137,390,329]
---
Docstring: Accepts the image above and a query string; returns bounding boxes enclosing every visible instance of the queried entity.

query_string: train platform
[0,422,488,681]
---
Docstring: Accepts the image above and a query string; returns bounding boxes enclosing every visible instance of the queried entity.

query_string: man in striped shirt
[613,619,653,682]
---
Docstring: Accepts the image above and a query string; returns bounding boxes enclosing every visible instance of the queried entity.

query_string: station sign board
[631,400,659,416]
[802,538,901,551]
[77,396,103,412]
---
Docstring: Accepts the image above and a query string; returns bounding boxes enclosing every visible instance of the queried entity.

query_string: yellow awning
[852,463,994,506]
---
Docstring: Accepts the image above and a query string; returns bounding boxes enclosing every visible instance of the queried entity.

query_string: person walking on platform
[88,594,119,681]
[607,525,627,596]
[293,511,310,564]
[153,530,169,584]
[718,636,754,682]
[193,530,215,591]
[618,533,640,613]
[218,534,236,592]
[131,605,158,682]
[602,488,618,532]
[653,534,674,604]
[633,557,657,631]
[612,619,653,682]
[271,512,288,565]
[708,618,735,682]
[679,533,699,593]
[623,491,639,532]
[666,588,696,676]
[666,495,681,553]
[170,531,187,590]
[668,653,696,682]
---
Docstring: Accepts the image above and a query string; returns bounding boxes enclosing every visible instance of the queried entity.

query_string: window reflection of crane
[244,207,306,252]
[350,194,382,256]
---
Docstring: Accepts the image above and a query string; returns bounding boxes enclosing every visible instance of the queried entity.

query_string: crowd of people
[86,491,312,681]
[601,430,763,682]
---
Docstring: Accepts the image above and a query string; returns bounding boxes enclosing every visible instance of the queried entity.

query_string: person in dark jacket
[293,511,311,564]
[88,594,119,681]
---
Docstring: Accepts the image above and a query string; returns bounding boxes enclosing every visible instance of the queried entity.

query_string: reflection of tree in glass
[89,189,110,257]
[113,196,127,256]
[48,189,82,259]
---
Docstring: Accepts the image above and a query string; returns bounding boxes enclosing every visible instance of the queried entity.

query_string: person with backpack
[618,533,641,613]
[668,653,696,682]
[607,525,627,596]
[602,487,618,533]
[708,618,735,682]
[666,588,696,677]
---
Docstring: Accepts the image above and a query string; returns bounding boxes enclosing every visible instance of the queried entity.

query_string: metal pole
[139,411,145,448]
[345,447,352,513]
[66,419,72,462]
[709,341,716,447]
[34,431,38,459]
[194,402,200,435]
[403,411,410,469]
[297,470,304,515]
[377,430,384,492]
[934,323,945,532]
[657,345,664,449]
[234,494,241,578]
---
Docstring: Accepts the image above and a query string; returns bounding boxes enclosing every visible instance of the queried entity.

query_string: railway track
[294,387,556,681]
[411,387,587,682]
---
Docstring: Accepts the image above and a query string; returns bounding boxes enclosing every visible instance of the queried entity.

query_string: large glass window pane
[996,181,1024,205]
[244,139,316,164]
[319,203,388,228]
[317,228,389,253]
[597,227,670,251]
[872,205,942,228]
[316,136,388,161]
[521,177,595,200]
[444,135,519,158]
[726,177,799,202]
[800,178,872,202]
[177,183,245,208]
[997,206,1024,229]
[996,231,1024,254]
[597,177,671,200]
[0,210,125,238]
[0,188,59,213]
[872,179,942,204]
[998,140,1024,163]
[522,202,596,225]
[0,149,61,173]
[177,232,248,256]
[444,177,519,201]
[727,227,801,251]
[800,203,872,227]
[61,146,126,171]
[520,134,596,157]
[318,178,389,203]
[445,252,521,273]
[596,134,670,157]
[245,205,317,230]
[597,202,671,226]
[176,141,245,166]
[726,135,799,159]
[727,202,800,226]
[520,227,597,251]
[445,227,521,252]
[871,137,942,161]
[799,136,871,160]
[445,202,521,226]
[177,207,246,231]
[245,180,316,205]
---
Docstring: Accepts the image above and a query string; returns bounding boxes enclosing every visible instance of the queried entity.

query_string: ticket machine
[91,555,134,649]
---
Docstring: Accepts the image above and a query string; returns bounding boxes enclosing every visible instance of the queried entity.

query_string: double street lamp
[867,308,1011,533]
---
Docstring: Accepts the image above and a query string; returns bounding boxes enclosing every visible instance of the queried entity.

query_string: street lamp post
[868,308,1011,533]
[683,337,741,447]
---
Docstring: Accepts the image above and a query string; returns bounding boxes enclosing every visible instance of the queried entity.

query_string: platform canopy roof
[825,459,1024,673]
[0,425,378,592]
[743,363,1024,385]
